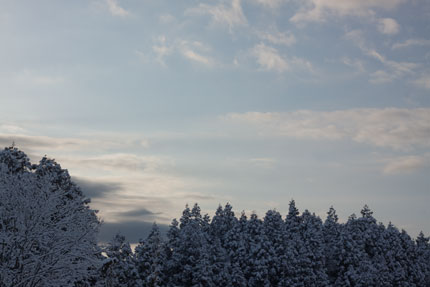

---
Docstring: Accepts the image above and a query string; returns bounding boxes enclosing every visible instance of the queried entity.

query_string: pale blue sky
[1,0,429,242]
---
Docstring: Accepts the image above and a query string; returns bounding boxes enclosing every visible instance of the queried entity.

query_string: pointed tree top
[191,203,201,219]
[287,199,299,219]
[0,146,31,173]
[326,206,338,223]
[360,204,373,218]
[215,204,223,216]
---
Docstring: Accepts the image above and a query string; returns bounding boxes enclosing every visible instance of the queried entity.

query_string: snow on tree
[297,210,329,286]
[263,209,287,286]
[135,223,165,287]
[0,147,101,287]
[165,204,215,286]
[224,211,248,286]
[323,206,342,284]
[100,233,139,287]
[245,213,271,286]
[416,232,430,285]
[279,199,304,287]
[3,149,428,287]
[334,205,380,286]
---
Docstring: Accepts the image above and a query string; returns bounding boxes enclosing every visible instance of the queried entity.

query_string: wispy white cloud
[250,43,313,73]
[152,36,173,67]
[342,57,366,73]
[413,73,430,90]
[377,18,400,35]
[185,0,247,31]
[182,49,212,66]
[106,0,130,17]
[392,39,430,50]
[62,153,168,173]
[223,108,430,150]
[257,30,296,46]
[0,132,150,155]
[179,41,214,66]
[383,155,429,174]
[151,36,214,67]
[345,29,418,83]
[252,0,285,9]
[367,49,417,83]
[290,0,405,24]
[251,43,288,72]
[0,124,26,134]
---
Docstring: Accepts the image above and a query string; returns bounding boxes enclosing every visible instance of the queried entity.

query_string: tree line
[0,147,429,286]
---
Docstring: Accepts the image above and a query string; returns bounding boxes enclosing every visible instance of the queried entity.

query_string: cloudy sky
[1,0,429,243]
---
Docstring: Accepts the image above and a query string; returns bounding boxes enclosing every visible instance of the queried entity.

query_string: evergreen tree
[263,209,286,286]
[334,205,379,286]
[323,206,342,283]
[416,232,430,286]
[279,199,303,287]
[135,223,165,287]
[224,211,248,286]
[297,210,329,286]
[101,233,139,287]
[245,213,271,286]
[166,204,215,286]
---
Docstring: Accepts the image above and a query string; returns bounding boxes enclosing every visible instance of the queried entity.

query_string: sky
[0,0,429,243]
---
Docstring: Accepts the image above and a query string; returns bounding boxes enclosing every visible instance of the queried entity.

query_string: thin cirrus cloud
[383,155,429,175]
[252,0,285,9]
[105,0,130,17]
[60,153,170,174]
[392,39,430,50]
[185,0,248,31]
[256,30,296,47]
[290,0,405,23]
[223,108,430,150]
[413,74,430,90]
[250,43,313,73]
[345,29,417,83]
[0,133,148,153]
[151,36,214,67]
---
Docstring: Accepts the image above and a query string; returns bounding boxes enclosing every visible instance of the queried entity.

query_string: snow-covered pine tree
[135,223,165,287]
[245,213,271,287]
[334,205,379,286]
[0,147,101,287]
[416,232,430,285]
[224,211,248,286]
[263,209,285,286]
[209,203,239,285]
[164,218,181,286]
[397,229,426,285]
[165,204,215,286]
[279,199,303,287]
[297,210,329,286]
[323,206,342,284]
[101,233,139,287]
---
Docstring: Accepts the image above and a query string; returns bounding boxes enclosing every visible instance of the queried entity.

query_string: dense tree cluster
[0,147,101,286]
[1,147,429,286]
[103,202,430,286]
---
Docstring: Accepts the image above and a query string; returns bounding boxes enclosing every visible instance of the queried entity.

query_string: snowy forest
[1,146,430,287]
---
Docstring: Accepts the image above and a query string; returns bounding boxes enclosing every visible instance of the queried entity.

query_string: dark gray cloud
[73,177,122,199]
[116,208,160,218]
[98,220,169,244]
